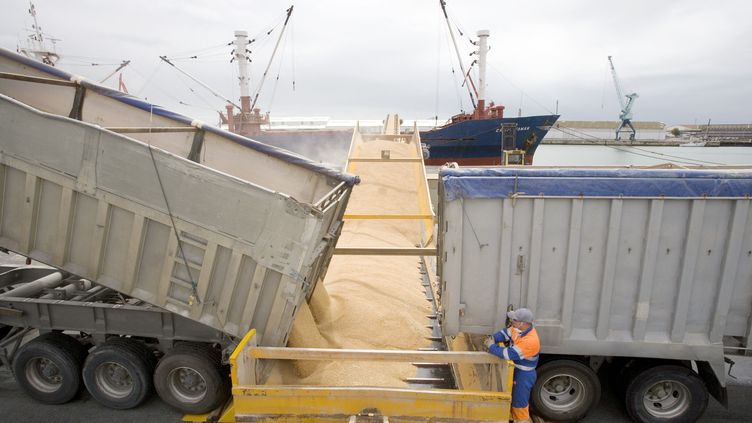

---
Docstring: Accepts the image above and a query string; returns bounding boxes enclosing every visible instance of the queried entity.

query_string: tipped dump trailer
[438,166,752,423]
[0,48,355,413]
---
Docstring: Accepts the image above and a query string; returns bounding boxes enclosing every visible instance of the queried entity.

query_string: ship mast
[475,30,489,118]
[158,6,291,137]
[230,29,266,136]
[234,30,252,115]
[20,1,60,66]
[230,5,293,136]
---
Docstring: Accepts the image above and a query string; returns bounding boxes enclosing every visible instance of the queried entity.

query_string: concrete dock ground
[2,363,751,422]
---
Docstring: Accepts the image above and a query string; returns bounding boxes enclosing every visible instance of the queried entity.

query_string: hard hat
[507,308,534,323]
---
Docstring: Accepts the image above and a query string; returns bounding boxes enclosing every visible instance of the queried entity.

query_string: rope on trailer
[461,199,488,249]
[145,105,202,305]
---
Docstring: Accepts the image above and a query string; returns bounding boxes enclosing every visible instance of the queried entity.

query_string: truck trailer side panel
[0,94,350,345]
[438,167,752,383]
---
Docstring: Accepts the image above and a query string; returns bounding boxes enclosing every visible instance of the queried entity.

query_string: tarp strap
[68,84,86,120]
[147,143,202,305]
[187,129,206,163]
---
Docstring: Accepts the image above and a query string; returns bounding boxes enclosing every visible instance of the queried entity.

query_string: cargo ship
[421,2,559,166]
[420,110,559,166]
[224,3,559,168]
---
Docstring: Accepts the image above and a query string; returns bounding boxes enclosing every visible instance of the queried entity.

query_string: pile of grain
[268,138,432,387]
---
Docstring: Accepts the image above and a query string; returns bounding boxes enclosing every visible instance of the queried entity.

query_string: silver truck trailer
[0,49,355,413]
[437,166,752,423]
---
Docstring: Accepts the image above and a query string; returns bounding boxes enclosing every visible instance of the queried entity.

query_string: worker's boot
[510,407,532,423]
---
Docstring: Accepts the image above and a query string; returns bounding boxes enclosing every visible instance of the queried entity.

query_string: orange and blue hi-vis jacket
[488,325,540,371]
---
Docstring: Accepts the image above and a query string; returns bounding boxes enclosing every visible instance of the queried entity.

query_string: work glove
[483,336,495,349]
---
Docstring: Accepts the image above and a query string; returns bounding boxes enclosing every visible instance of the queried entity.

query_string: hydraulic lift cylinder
[0,272,64,298]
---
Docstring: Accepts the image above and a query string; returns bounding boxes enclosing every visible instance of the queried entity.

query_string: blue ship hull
[420,114,559,165]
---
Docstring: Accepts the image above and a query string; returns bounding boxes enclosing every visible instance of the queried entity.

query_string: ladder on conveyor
[334,114,436,256]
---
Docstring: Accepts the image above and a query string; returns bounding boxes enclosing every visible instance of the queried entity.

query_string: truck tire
[38,332,89,362]
[154,343,229,414]
[12,333,86,404]
[82,338,155,409]
[530,359,601,422]
[625,365,708,423]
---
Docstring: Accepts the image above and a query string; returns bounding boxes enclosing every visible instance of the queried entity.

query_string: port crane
[608,55,638,140]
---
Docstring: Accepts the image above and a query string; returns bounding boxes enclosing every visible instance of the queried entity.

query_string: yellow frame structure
[232,386,510,422]
[186,329,514,422]
[186,118,513,422]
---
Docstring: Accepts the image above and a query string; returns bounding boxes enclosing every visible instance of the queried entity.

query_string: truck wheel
[625,365,708,423]
[530,360,601,422]
[154,343,229,414]
[82,338,155,409]
[12,333,86,404]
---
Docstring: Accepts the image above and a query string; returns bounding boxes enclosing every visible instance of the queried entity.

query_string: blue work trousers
[511,368,537,420]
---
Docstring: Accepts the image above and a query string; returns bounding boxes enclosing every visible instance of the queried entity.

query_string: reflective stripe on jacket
[488,325,540,371]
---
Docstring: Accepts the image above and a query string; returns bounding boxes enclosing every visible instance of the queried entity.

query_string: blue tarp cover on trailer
[0,47,359,186]
[440,167,752,201]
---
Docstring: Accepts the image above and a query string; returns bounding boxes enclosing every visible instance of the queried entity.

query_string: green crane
[608,55,638,141]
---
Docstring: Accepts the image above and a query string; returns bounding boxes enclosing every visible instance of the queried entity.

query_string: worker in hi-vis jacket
[484,308,541,423]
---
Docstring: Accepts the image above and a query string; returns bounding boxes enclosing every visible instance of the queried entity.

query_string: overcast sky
[1,0,750,125]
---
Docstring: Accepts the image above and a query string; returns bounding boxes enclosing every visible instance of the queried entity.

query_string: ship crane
[608,55,638,141]
[159,5,293,137]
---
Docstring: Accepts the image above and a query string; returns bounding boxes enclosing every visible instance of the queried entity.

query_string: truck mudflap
[187,329,515,422]
[696,360,728,408]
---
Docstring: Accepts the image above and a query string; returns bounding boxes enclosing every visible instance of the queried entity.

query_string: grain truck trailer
[0,47,356,413]
[0,49,519,422]
[437,166,752,422]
